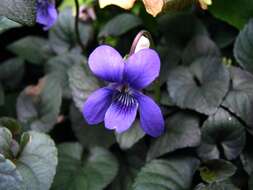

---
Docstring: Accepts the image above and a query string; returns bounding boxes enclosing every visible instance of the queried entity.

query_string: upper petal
[88,45,124,82]
[124,48,160,90]
[36,2,58,30]
[104,92,138,133]
[134,92,164,137]
[83,87,113,125]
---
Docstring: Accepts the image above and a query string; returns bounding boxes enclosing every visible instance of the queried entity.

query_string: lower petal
[83,87,113,125]
[135,92,164,137]
[104,93,138,133]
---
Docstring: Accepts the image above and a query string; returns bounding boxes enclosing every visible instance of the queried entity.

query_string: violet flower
[36,0,58,30]
[83,45,164,137]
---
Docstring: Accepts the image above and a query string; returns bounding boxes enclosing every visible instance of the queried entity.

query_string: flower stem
[74,0,86,52]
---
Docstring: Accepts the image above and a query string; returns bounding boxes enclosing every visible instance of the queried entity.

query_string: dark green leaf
[17,131,58,190]
[70,104,115,148]
[0,127,57,190]
[133,156,199,190]
[195,181,239,190]
[68,62,99,112]
[209,0,253,29]
[0,0,36,25]
[241,145,253,175]
[197,108,246,160]
[0,154,22,190]
[234,19,253,73]
[158,13,208,83]
[0,127,12,157]
[249,174,253,190]
[199,159,236,183]
[0,16,20,34]
[167,57,229,115]
[110,148,145,190]
[98,13,142,38]
[158,12,208,47]
[222,67,253,131]
[8,36,52,65]
[0,117,21,135]
[115,120,145,150]
[49,8,93,54]
[182,36,220,65]
[17,74,62,132]
[46,53,85,98]
[0,58,24,81]
[147,112,201,161]
[52,143,118,190]
[0,83,4,106]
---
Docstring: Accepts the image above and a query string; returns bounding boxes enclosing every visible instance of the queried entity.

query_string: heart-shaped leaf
[133,156,199,190]
[147,112,201,161]
[98,13,142,38]
[51,143,118,190]
[46,53,85,98]
[49,8,93,54]
[0,117,21,135]
[0,125,57,190]
[0,154,22,190]
[115,120,145,150]
[158,13,208,84]
[0,58,24,82]
[234,19,253,73]
[17,131,58,190]
[17,74,62,132]
[241,144,253,175]
[182,35,220,65]
[197,108,246,160]
[0,127,13,157]
[109,147,145,190]
[167,57,230,115]
[209,0,253,29]
[70,104,115,148]
[8,36,52,65]
[0,16,20,34]
[195,182,239,190]
[199,159,237,183]
[0,0,36,25]
[222,67,253,131]
[68,62,99,113]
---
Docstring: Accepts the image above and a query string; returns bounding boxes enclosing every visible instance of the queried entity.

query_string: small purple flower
[83,45,164,137]
[36,0,58,30]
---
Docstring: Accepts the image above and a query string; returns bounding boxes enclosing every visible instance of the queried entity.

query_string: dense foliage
[0,0,253,189]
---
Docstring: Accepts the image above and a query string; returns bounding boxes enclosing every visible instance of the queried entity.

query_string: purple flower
[83,45,164,137]
[36,0,58,30]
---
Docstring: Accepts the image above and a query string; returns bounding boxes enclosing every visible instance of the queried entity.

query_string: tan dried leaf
[143,0,164,17]
[98,0,136,9]
[199,0,212,10]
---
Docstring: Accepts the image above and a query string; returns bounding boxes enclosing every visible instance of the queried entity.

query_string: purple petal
[134,92,164,137]
[83,87,113,125]
[124,48,160,90]
[88,45,124,82]
[36,1,58,30]
[104,93,138,133]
